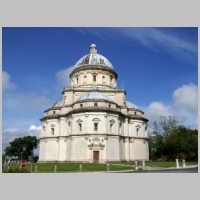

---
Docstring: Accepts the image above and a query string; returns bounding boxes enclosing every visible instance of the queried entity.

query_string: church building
[38,44,149,163]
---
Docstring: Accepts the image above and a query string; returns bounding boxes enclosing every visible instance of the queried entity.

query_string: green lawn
[110,161,198,168]
[2,161,198,173]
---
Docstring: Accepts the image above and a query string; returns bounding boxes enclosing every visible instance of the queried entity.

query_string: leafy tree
[165,126,198,160]
[149,116,198,161]
[152,116,178,135]
[2,154,6,162]
[5,136,38,160]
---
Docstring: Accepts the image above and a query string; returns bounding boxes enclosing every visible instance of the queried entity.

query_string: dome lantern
[90,43,97,54]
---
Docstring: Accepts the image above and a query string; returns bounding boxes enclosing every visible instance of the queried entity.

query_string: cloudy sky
[2,27,198,153]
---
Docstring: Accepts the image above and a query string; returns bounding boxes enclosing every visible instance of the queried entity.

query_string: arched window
[51,128,54,135]
[94,123,98,131]
[77,119,83,132]
[79,123,82,132]
[136,128,139,136]
[102,76,106,84]
[136,125,141,136]
[110,124,113,133]
[51,124,55,135]
[110,76,113,85]
[109,119,115,133]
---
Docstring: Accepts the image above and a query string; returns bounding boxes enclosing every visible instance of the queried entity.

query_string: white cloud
[2,125,41,154]
[56,66,74,88]
[173,83,198,112]
[29,125,41,131]
[144,83,198,130]
[144,102,174,127]
[2,71,16,91]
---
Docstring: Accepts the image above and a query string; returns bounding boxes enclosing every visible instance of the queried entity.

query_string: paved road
[132,167,198,173]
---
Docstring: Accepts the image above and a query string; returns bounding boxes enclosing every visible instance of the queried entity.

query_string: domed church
[38,44,149,163]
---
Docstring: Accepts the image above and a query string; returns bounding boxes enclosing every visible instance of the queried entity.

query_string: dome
[126,101,139,109]
[76,92,112,102]
[73,44,114,69]
[51,100,63,108]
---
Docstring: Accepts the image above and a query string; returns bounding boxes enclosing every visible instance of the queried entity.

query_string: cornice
[70,65,118,79]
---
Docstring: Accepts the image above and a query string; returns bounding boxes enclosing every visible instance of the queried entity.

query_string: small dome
[51,100,62,108]
[73,44,114,69]
[90,43,96,48]
[76,92,112,102]
[126,101,139,109]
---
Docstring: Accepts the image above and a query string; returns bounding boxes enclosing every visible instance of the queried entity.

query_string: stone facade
[38,44,149,163]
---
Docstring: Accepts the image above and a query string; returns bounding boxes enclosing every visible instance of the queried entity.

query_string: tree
[165,126,198,160]
[5,136,38,160]
[152,116,178,135]
[2,154,6,162]
[149,116,198,161]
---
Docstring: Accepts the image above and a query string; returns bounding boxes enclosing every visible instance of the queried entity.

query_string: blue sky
[2,27,198,151]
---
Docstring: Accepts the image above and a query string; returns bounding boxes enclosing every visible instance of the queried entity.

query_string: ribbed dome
[76,92,112,102]
[126,101,139,109]
[51,100,62,108]
[73,44,114,69]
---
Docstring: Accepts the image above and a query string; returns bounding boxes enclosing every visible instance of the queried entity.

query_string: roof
[73,44,114,69]
[126,101,139,109]
[76,92,112,102]
[51,100,63,108]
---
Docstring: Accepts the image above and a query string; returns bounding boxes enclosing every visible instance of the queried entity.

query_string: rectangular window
[94,123,98,131]
[94,103,98,107]
[80,104,83,108]
[93,75,96,82]
[53,111,56,114]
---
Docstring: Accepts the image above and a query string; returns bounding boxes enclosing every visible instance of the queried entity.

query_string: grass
[110,161,198,168]
[2,161,198,173]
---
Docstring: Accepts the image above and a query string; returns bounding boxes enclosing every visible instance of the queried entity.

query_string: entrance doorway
[93,151,99,163]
